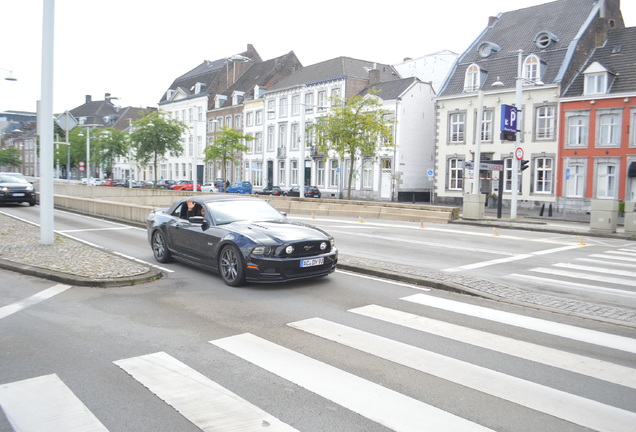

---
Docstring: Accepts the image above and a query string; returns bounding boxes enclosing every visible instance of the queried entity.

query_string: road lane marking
[444,244,585,272]
[336,269,431,290]
[505,273,636,299]
[0,284,71,320]
[115,352,297,432]
[211,333,494,432]
[531,267,636,287]
[57,227,136,233]
[350,304,636,389]
[0,374,108,432]
[553,263,636,279]
[289,317,636,432]
[402,293,636,354]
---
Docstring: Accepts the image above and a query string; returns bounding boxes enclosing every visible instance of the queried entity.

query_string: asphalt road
[1,205,635,431]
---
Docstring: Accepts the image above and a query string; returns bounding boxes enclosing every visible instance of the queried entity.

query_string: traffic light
[520,160,530,171]
[500,131,516,141]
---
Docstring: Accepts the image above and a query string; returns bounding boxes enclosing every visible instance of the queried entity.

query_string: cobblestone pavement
[1,212,634,328]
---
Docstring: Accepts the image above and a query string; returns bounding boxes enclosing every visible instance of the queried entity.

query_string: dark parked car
[226,181,253,194]
[146,195,337,286]
[285,185,321,198]
[0,173,36,206]
[156,179,176,189]
[255,185,283,196]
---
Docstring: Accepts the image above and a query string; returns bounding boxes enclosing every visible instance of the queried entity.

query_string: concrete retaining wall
[51,182,458,225]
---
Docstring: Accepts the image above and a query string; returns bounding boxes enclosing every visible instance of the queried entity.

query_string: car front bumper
[245,251,338,283]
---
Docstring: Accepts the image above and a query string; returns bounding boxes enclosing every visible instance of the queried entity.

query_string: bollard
[539,203,545,216]
[548,203,553,217]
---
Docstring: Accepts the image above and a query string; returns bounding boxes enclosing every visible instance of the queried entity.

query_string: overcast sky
[1,0,634,114]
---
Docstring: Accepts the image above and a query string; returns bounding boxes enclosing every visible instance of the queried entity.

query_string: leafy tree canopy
[203,126,253,181]
[308,93,395,199]
[0,147,22,167]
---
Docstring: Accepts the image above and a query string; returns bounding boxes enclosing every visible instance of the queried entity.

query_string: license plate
[12,193,25,197]
[300,257,324,268]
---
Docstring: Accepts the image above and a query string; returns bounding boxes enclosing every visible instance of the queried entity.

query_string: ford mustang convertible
[146,195,337,286]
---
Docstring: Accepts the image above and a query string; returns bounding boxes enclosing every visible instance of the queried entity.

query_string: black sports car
[146,195,338,286]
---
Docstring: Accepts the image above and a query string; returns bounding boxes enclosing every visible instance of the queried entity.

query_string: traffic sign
[500,104,517,133]
[463,161,504,171]
[427,169,434,176]
[515,147,524,160]
[55,111,78,131]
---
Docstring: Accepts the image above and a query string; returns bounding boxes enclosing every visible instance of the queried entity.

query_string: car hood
[229,220,331,243]
[0,181,33,188]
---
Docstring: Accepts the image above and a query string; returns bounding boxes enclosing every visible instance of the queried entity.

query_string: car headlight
[285,245,294,254]
[330,238,335,248]
[0,187,7,192]
[26,185,33,191]
[252,246,273,256]
[320,241,327,250]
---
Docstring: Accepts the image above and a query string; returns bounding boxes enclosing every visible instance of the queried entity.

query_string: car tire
[219,244,246,287]
[29,199,36,206]
[151,231,172,263]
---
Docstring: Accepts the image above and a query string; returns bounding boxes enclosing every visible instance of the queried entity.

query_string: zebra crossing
[504,247,636,300]
[1,294,635,432]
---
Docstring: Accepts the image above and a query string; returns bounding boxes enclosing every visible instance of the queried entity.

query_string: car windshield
[0,174,28,184]
[206,199,285,225]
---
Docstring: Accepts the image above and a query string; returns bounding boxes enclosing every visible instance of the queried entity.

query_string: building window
[278,124,287,148]
[331,88,341,105]
[252,161,263,187]
[480,110,493,142]
[535,105,556,140]
[267,100,276,119]
[564,160,586,198]
[279,97,288,117]
[447,158,464,190]
[585,73,607,95]
[225,116,232,128]
[596,161,618,199]
[267,126,274,151]
[290,123,299,150]
[534,157,553,194]
[317,91,327,111]
[234,114,242,129]
[449,112,466,143]
[329,159,339,188]
[246,112,254,127]
[188,108,193,123]
[565,111,589,147]
[317,159,325,187]
[631,108,636,147]
[523,55,540,82]
[464,64,480,92]
[278,160,286,186]
[255,132,262,153]
[305,93,314,113]
[291,95,300,116]
[255,110,263,125]
[362,158,373,188]
[596,110,621,147]
[290,160,298,185]
[197,106,203,122]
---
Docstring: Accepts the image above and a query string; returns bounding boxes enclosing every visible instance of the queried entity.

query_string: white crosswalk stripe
[1,295,634,431]
[114,352,298,432]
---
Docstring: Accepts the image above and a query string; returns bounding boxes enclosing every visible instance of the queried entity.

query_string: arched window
[523,55,541,82]
[464,64,480,92]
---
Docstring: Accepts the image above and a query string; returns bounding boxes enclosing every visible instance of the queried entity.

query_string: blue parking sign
[501,104,517,133]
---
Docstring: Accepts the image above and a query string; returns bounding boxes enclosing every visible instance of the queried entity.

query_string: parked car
[156,179,176,189]
[100,179,118,187]
[171,181,201,191]
[146,195,337,286]
[255,185,283,196]
[226,181,253,194]
[284,185,322,198]
[201,182,220,193]
[81,177,101,186]
[0,172,36,206]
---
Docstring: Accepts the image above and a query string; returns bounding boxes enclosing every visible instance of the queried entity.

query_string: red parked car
[100,179,118,187]
[171,181,201,191]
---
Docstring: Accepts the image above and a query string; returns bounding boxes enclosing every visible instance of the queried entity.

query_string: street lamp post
[510,50,524,220]
[0,67,17,81]
[78,124,99,184]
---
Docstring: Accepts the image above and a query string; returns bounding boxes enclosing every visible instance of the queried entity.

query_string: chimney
[369,67,381,86]
[488,16,497,26]
[105,92,111,101]
[85,95,92,103]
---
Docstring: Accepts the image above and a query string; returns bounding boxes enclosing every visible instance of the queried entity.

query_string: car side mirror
[189,216,205,224]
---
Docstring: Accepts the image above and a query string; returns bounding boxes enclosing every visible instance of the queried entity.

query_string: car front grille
[275,240,331,258]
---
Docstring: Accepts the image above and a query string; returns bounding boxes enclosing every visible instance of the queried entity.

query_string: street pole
[472,90,484,195]
[39,0,55,245]
[510,50,523,220]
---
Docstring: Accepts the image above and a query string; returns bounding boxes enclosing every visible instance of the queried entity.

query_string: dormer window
[583,62,611,95]
[523,55,543,82]
[477,41,500,58]
[464,64,482,92]
[232,91,245,105]
[534,31,559,49]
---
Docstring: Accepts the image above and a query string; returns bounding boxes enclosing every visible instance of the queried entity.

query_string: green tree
[92,128,128,178]
[0,147,22,167]
[129,111,187,186]
[203,126,253,182]
[308,93,395,199]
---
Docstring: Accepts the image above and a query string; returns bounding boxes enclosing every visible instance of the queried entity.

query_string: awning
[629,162,636,178]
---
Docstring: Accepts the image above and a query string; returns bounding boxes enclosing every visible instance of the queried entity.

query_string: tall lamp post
[1,67,17,81]
[78,124,99,183]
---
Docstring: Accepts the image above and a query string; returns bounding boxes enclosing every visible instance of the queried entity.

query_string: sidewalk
[0,212,634,328]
